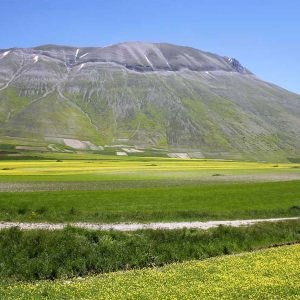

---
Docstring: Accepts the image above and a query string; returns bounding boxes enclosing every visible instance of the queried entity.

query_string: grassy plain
[0,158,300,223]
[2,243,299,299]
[0,181,300,222]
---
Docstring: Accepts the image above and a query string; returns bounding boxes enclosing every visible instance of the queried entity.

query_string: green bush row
[0,220,299,282]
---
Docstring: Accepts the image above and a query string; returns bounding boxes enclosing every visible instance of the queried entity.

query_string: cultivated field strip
[0,217,299,231]
[1,172,300,192]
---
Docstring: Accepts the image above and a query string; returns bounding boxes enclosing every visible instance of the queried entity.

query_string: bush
[0,221,299,282]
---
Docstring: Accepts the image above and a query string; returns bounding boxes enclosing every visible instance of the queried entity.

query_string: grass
[0,158,299,223]
[0,158,299,181]
[1,243,299,299]
[0,220,299,282]
[0,159,298,230]
[0,180,299,222]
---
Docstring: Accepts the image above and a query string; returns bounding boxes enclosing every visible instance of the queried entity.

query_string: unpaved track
[0,217,299,231]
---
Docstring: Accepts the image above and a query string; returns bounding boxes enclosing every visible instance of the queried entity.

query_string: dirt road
[0,217,299,231]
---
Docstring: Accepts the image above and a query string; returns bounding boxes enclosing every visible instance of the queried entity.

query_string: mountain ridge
[0,42,252,74]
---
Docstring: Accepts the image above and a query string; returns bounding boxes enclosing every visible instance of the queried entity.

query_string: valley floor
[0,179,299,223]
[0,155,300,299]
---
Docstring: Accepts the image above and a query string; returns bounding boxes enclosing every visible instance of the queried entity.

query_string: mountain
[0,42,299,161]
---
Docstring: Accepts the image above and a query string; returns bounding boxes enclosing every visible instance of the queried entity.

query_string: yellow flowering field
[1,244,300,300]
[0,158,299,177]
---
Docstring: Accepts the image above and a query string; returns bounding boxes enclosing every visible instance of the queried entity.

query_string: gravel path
[0,217,299,231]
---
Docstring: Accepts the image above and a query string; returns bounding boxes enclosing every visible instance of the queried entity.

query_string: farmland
[1,156,300,183]
[1,156,300,298]
[1,181,300,223]
[0,157,300,223]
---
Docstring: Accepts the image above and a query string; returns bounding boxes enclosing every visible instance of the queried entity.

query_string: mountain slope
[0,42,299,161]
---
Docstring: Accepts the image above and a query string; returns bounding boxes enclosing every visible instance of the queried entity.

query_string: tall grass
[0,220,299,282]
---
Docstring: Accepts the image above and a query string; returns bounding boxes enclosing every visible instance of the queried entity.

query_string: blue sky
[1,0,299,94]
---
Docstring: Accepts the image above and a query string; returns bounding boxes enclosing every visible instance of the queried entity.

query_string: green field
[0,181,300,223]
[2,244,299,299]
[0,158,300,223]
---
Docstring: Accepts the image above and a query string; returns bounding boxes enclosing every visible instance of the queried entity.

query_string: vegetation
[0,157,299,298]
[0,221,298,282]
[0,180,299,222]
[1,243,299,299]
[1,157,299,174]
[0,156,299,183]
[0,158,299,223]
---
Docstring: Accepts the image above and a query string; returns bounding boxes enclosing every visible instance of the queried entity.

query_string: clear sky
[1,0,299,94]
